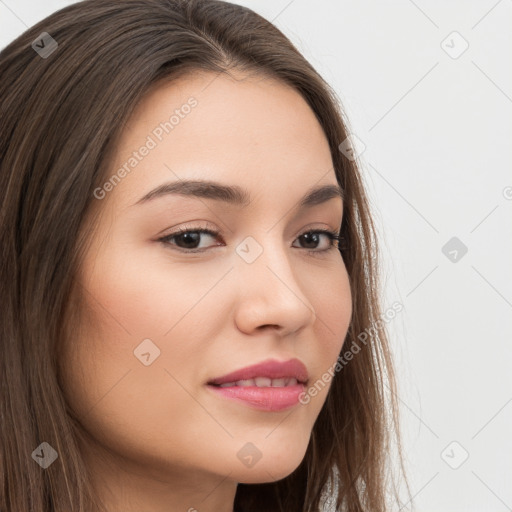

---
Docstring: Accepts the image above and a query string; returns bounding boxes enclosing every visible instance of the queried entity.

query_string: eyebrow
[133,179,344,209]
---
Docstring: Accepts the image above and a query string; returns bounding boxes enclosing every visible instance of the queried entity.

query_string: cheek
[68,246,213,409]
[309,259,352,347]
[60,250,229,467]
[81,239,229,339]
[65,240,231,413]
[301,263,352,404]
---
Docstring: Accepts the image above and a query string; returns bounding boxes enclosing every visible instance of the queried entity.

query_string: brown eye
[159,228,221,252]
[158,227,341,255]
[292,229,340,253]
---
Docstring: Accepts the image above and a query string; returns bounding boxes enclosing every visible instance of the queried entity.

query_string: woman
[0,0,410,510]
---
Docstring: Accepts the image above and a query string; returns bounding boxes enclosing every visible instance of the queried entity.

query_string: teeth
[216,377,300,388]
[236,379,254,387]
[254,377,272,387]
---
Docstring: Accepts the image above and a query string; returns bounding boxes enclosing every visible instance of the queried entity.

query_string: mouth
[208,377,306,388]
[206,357,309,388]
[206,358,309,411]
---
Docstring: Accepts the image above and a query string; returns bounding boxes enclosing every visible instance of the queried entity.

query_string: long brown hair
[0,0,411,510]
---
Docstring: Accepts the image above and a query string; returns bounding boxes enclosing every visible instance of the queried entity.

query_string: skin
[59,70,352,512]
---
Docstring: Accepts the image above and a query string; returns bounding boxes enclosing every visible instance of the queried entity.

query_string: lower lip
[206,383,305,412]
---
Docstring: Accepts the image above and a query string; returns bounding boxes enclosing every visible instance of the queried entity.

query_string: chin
[235,464,301,484]
[232,446,308,484]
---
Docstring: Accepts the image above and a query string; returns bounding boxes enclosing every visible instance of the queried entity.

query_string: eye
[292,229,341,254]
[158,225,342,254]
[158,226,221,252]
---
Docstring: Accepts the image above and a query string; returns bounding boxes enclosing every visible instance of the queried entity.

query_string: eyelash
[158,226,343,256]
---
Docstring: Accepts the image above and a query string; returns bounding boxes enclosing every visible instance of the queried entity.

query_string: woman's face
[60,70,352,504]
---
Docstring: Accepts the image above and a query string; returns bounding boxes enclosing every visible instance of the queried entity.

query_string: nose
[233,239,317,336]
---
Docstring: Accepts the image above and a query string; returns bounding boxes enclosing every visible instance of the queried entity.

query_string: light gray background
[1,1,511,510]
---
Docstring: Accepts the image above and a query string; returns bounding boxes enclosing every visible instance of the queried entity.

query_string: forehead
[106,70,336,211]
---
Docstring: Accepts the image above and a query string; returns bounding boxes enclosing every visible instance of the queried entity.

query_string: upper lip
[207,358,309,386]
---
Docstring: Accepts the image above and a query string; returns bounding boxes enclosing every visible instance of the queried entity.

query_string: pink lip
[206,358,309,412]
[207,358,309,386]
[207,384,306,412]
